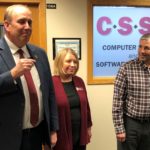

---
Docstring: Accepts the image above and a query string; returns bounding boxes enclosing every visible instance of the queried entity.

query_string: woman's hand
[87,127,92,141]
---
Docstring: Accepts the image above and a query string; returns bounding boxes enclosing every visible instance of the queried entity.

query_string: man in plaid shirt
[112,33,150,150]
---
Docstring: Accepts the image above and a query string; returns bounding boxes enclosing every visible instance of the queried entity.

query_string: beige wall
[46,0,116,150]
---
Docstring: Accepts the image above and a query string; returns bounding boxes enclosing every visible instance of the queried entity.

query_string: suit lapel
[0,38,23,89]
[0,38,16,69]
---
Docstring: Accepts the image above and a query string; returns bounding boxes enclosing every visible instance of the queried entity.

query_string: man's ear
[3,20,10,32]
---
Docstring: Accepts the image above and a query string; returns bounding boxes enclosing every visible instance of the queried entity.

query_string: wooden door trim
[0,0,40,4]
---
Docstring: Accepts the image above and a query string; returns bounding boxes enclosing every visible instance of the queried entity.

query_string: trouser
[117,115,150,150]
[20,122,44,150]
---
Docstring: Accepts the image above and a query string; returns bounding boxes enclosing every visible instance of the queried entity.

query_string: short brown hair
[140,33,150,41]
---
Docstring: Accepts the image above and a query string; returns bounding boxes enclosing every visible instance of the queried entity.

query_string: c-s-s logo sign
[97,16,150,35]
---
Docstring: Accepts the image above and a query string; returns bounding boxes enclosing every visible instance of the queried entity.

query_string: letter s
[118,17,132,35]
[139,17,150,34]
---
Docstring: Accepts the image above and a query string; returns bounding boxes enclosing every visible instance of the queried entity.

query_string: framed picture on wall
[53,38,81,60]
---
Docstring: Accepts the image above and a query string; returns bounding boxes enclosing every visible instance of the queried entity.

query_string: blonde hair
[54,48,79,77]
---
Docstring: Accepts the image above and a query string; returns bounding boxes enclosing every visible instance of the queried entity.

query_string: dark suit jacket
[0,38,59,150]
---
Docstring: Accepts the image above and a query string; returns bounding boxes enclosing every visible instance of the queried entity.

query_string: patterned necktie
[18,49,39,126]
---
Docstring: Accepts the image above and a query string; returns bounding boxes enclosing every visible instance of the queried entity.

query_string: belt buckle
[23,128,31,134]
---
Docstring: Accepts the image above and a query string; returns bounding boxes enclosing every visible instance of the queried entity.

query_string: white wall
[46,0,116,150]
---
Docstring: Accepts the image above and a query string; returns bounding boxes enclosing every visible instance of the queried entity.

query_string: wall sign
[88,6,150,84]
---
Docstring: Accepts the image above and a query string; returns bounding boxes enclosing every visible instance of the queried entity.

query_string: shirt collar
[136,58,149,69]
[4,35,27,55]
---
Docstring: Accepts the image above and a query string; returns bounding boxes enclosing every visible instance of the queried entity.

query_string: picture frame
[87,2,150,85]
[53,38,81,60]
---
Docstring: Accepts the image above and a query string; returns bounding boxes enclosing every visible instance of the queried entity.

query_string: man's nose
[25,21,31,28]
[140,47,145,53]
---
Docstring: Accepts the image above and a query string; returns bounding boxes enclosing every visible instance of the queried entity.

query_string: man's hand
[50,131,57,148]
[116,132,126,142]
[11,58,36,79]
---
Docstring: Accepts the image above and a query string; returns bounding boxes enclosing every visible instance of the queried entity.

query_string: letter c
[97,16,112,35]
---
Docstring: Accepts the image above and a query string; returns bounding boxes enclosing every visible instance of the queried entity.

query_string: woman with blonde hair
[52,48,92,150]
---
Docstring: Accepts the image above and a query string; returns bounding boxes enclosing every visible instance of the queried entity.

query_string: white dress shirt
[4,35,43,129]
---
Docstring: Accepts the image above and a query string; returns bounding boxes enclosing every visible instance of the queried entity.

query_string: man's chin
[21,38,30,43]
[139,58,150,64]
[139,57,146,61]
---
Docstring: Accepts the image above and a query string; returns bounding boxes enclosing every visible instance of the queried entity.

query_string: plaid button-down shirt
[112,59,150,134]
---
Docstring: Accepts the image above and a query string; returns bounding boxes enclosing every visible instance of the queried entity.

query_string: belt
[134,117,150,123]
[23,121,44,134]
[23,127,33,134]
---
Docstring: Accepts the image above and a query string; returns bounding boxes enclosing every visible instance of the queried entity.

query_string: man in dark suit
[0,4,58,150]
